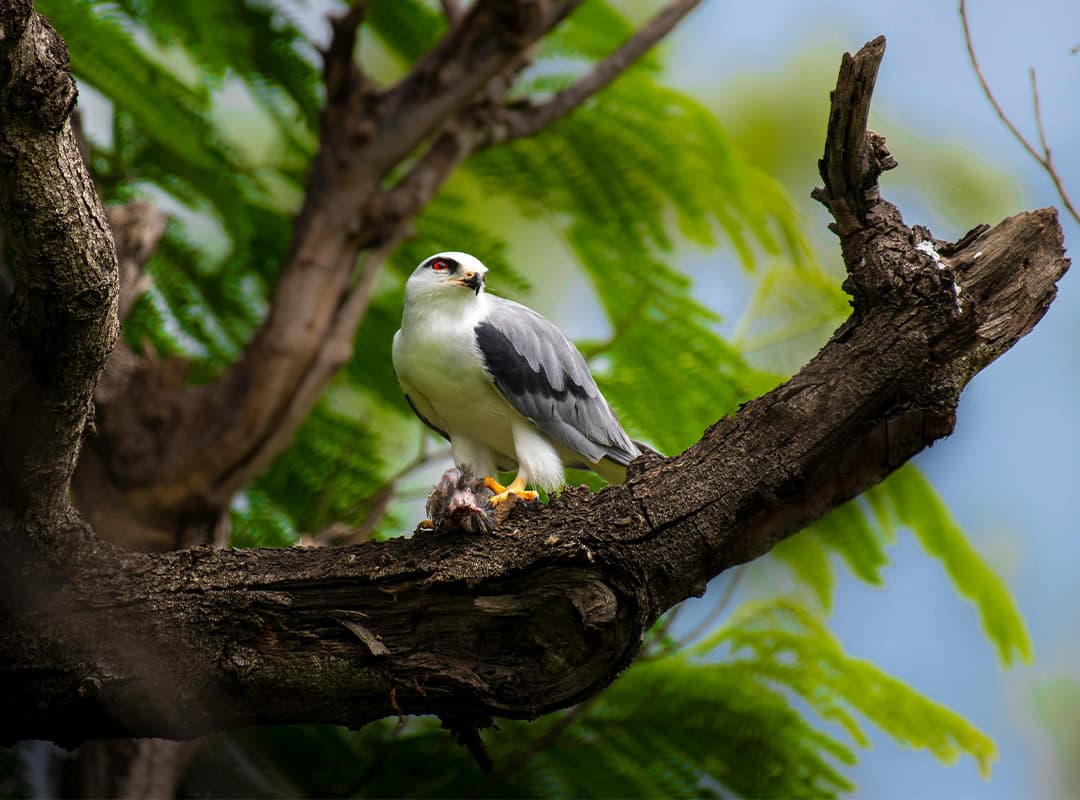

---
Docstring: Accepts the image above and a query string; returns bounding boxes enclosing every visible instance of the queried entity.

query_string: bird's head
[405,252,488,300]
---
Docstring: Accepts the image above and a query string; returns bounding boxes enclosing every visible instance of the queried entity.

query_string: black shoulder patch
[475,321,590,401]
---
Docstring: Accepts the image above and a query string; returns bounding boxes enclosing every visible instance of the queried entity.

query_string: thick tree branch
[370,0,578,171]
[0,3,117,520]
[1,38,1068,747]
[487,0,704,144]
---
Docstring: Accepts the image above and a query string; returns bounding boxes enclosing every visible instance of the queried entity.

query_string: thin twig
[469,697,599,798]
[578,293,648,361]
[639,600,686,659]
[491,0,703,144]
[1030,68,1051,158]
[307,444,451,546]
[959,0,1080,225]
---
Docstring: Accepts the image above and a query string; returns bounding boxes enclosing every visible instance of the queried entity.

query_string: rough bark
[0,2,117,523]
[0,31,1069,746]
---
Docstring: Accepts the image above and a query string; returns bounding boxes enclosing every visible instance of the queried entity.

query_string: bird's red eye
[431,260,448,272]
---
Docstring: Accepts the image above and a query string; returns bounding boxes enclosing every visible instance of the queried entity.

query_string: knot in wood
[77,675,103,699]
[569,581,618,629]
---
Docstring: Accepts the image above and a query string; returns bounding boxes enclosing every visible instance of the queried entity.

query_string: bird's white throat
[402,281,490,333]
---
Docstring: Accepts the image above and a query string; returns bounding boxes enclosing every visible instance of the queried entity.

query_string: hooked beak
[452,271,484,295]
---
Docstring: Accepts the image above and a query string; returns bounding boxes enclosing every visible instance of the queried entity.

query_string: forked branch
[488,0,705,144]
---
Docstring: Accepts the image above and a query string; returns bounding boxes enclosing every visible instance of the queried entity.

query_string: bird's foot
[484,475,538,507]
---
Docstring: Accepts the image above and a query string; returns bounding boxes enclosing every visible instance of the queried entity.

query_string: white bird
[392,251,641,506]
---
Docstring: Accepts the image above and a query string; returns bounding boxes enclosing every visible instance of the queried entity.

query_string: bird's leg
[484,475,538,506]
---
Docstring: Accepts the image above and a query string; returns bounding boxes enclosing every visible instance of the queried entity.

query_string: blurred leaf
[866,464,1032,665]
[1033,676,1080,795]
[696,599,997,777]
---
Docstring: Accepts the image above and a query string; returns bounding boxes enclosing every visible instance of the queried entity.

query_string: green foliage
[770,465,1030,672]
[466,58,807,453]
[516,650,858,799]
[697,600,996,775]
[35,0,1032,796]
[866,465,1033,664]
[253,396,390,535]
[109,0,322,132]
[230,488,299,549]
[38,0,306,394]
[772,498,889,610]
[732,258,853,375]
[365,0,446,64]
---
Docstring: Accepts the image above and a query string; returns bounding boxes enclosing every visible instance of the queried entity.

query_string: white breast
[393,294,517,464]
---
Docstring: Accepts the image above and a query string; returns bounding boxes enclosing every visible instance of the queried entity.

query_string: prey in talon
[393,252,644,523]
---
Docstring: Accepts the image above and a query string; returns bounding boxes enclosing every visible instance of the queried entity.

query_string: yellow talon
[485,475,538,507]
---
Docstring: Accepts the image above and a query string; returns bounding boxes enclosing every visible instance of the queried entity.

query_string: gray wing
[475,296,640,466]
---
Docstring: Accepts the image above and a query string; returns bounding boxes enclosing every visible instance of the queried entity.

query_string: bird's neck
[403,288,489,333]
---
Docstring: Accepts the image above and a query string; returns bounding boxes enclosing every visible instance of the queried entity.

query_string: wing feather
[476,297,640,466]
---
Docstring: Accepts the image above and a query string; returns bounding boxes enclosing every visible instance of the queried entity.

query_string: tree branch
[439,0,463,27]
[488,0,704,144]
[107,201,168,320]
[369,0,578,171]
[0,3,117,521]
[1,37,1068,747]
[810,36,895,240]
